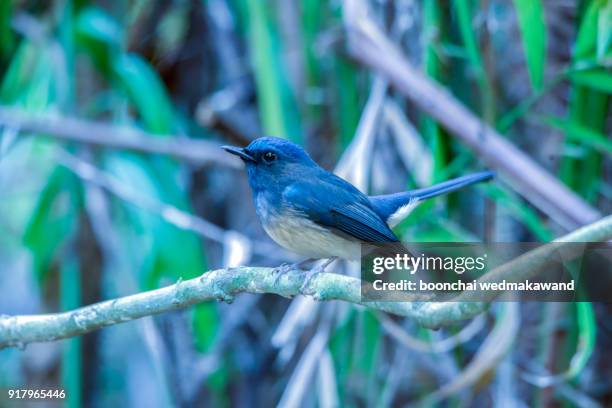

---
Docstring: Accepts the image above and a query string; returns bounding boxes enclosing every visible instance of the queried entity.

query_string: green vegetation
[0,1,610,406]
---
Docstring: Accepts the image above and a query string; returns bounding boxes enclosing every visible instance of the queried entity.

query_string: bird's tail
[408,171,495,200]
[370,171,495,226]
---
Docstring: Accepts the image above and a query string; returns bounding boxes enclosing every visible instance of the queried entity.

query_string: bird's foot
[273,262,293,275]
[273,260,312,285]
[299,257,337,293]
[299,269,321,294]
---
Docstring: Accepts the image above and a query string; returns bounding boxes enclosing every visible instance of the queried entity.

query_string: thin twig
[57,151,282,260]
[58,151,228,243]
[1,214,612,349]
[0,107,241,168]
[335,75,387,190]
[378,313,486,353]
[342,0,601,230]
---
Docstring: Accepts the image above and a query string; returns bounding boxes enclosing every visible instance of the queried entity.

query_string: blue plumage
[223,137,494,260]
[369,171,495,224]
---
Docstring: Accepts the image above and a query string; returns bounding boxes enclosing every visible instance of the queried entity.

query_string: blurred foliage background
[0,0,611,407]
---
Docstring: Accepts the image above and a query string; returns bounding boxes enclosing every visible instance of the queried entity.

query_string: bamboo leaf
[598,1,612,58]
[568,68,612,94]
[453,0,483,73]
[243,0,301,141]
[482,184,553,241]
[542,115,612,155]
[23,167,81,281]
[193,304,220,352]
[523,301,597,386]
[422,0,449,178]
[76,7,210,351]
[0,41,58,109]
[575,0,603,58]
[512,0,547,91]
[453,0,495,121]
[0,0,14,57]
[113,54,174,134]
[329,309,356,403]
[76,7,123,46]
[75,7,123,75]
[559,0,610,200]
[102,153,206,288]
[0,42,38,103]
[2,39,78,283]
[333,57,361,149]
[569,302,597,380]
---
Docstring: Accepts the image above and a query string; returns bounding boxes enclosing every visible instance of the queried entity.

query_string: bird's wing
[329,203,399,242]
[283,180,399,243]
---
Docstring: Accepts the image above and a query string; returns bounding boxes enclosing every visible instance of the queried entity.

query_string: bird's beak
[222,145,255,162]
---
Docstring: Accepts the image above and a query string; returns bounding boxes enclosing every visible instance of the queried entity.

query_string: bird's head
[222,137,317,191]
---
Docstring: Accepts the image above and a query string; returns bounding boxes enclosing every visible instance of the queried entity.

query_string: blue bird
[223,137,494,278]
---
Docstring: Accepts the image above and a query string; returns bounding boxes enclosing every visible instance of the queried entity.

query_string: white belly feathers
[263,215,360,259]
[256,194,360,259]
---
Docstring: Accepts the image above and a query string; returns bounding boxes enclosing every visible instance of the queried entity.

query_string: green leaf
[568,302,596,380]
[76,7,123,46]
[76,8,175,133]
[526,300,597,386]
[0,42,38,103]
[102,153,206,288]
[75,7,123,75]
[243,0,301,141]
[113,54,174,134]
[106,55,205,285]
[558,1,610,199]
[598,1,612,58]
[193,304,219,352]
[302,0,323,87]
[482,184,553,241]
[568,68,612,94]
[542,116,612,155]
[0,41,57,109]
[329,309,356,403]
[23,167,81,282]
[76,7,206,292]
[422,0,449,178]
[0,0,14,57]
[512,0,547,91]
[333,57,361,149]
[453,0,496,122]
[454,0,484,73]
[330,5,361,151]
[575,0,604,58]
[356,310,381,395]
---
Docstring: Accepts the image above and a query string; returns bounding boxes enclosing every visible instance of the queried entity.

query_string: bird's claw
[299,257,337,293]
[273,262,302,285]
[273,263,293,275]
[299,269,322,294]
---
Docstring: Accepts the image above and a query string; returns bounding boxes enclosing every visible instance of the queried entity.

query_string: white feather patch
[386,198,421,228]
[264,216,361,260]
[256,195,361,259]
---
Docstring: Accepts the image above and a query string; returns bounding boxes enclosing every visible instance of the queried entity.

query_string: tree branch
[0,107,241,168]
[342,0,601,230]
[2,215,612,349]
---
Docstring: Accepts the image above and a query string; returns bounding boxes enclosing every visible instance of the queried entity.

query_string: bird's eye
[263,151,277,162]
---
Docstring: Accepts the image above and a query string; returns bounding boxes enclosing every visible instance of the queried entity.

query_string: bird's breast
[254,193,359,259]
